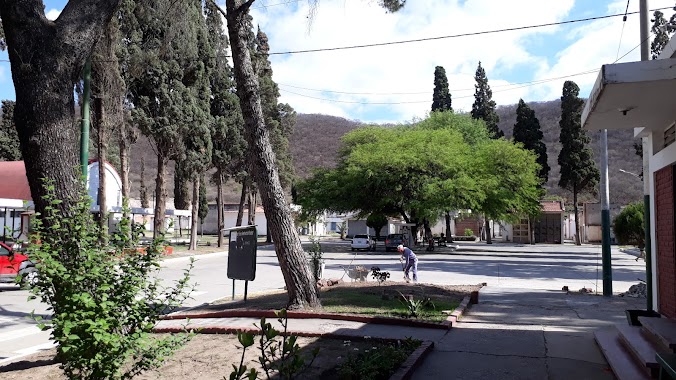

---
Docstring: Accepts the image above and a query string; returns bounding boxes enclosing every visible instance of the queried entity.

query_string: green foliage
[471,62,503,139]
[366,213,388,239]
[557,81,599,198]
[0,100,22,161]
[28,185,194,380]
[337,338,420,380]
[431,66,453,112]
[613,202,645,249]
[464,228,474,237]
[651,10,676,60]
[513,99,549,185]
[415,111,490,146]
[199,174,208,224]
[229,309,318,380]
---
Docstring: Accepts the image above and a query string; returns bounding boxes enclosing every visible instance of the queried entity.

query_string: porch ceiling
[581,58,676,132]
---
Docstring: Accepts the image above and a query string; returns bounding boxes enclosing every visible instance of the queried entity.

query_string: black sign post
[225,225,257,302]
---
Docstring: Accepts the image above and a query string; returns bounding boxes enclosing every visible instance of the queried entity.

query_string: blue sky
[2,0,675,122]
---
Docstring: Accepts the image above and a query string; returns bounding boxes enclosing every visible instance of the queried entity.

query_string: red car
[0,241,37,286]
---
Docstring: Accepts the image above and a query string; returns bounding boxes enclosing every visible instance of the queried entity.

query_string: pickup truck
[0,241,37,286]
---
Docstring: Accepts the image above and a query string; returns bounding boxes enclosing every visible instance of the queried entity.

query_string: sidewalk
[412,287,645,380]
[157,286,646,380]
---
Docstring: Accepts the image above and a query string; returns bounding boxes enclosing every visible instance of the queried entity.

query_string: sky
[1,0,675,123]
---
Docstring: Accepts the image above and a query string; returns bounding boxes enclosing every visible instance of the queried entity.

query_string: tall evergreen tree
[139,158,150,209]
[0,100,21,161]
[558,81,599,246]
[431,66,452,112]
[471,62,503,139]
[205,0,246,247]
[513,99,549,185]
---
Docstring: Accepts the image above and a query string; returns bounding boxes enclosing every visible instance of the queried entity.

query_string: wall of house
[455,216,483,237]
[654,165,676,318]
[199,204,268,236]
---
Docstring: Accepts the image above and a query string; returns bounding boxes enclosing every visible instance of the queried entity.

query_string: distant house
[504,200,565,244]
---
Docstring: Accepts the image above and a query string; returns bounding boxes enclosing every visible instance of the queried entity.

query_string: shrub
[307,236,323,282]
[28,185,194,380]
[613,202,645,249]
[337,337,420,380]
[464,228,474,237]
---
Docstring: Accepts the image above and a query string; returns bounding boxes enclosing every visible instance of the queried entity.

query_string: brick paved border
[389,341,434,380]
[443,293,475,327]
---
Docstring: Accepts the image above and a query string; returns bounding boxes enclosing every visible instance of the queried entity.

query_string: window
[0,245,9,256]
[330,222,337,231]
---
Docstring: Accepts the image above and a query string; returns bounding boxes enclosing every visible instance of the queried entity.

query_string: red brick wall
[655,166,676,319]
[455,217,483,237]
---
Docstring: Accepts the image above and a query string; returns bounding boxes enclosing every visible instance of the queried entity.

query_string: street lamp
[619,169,641,179]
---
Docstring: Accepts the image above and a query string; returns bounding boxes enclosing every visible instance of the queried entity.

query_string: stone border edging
[444,291,477,327]
[388,341,434,380]
[151,324,433,380]
[162,309,450,330]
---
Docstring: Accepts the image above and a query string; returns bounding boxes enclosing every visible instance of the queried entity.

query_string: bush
[613,202,645,249]
[337,338,420,380]
[464,228,474,237]
[28,186,194,380]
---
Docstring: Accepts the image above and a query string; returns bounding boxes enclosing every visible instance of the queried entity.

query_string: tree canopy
[432,66,453,112]
[471,62,503,139]
[613,202,645,249]
[513,99,549,185]
[0,100,21,161]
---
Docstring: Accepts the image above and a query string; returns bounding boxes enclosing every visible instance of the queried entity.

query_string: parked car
[385,233,405,252]
[351,234,376,251]
[0,242,37,286]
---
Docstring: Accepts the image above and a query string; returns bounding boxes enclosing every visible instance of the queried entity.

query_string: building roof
[0,161,32,201]
[540,200,564,213]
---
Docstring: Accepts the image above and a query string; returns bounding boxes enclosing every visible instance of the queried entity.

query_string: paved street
[0,239,647,365]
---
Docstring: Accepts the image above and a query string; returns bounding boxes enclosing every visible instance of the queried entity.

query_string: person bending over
[397,244,418,283]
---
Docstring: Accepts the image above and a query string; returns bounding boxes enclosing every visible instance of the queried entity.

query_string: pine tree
[513,99,549,185]
[139,158,149,209]
[431,66,452,112]
[471,62,503,139]
[0,100,21,161]
[651,10,676,60]
[558,81,599,245]
[198,174,208,225]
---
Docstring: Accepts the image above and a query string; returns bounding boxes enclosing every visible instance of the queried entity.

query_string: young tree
[513,99,549,185]
[613,202,645,252]
[0,100,21,161]
[0,1,121,221]
[558,81,599,245]
[431,66,453,112]
[471,62,503,139]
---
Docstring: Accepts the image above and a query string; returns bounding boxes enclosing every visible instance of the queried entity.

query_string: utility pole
[601,127,612,296]
[80,58,92,178]
[639,0,653,311]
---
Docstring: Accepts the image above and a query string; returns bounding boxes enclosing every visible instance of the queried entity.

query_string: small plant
[228,309,319,380]
[396,291,425,319]
[307,235,324,282]
[370,266,390,284]
[28,184,195,380]
[337,221,348,240]
[464,228,474,237]
[337,337,420,380]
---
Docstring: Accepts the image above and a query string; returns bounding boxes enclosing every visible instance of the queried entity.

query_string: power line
[268,6,673,55]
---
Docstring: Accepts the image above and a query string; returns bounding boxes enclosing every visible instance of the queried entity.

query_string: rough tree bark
[154,154,168,239]
[485,218,492,244]
[236,178,248,226]
[247,185,256,226]
[216,171,224,247]
[573,185,581,245]
[95,98,107,240]
[0,0,122,221]
[189,177,199,250]
[221,0,319,308]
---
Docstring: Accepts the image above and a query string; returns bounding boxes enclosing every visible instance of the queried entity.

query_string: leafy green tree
[0,100,21,161]
[474,138,542,244]
[513,99,549,185]
[558,81,599,245]
[471,62,503,139]
[651,10,676,60]
[432,66,453,112]
[613,202,645,250]
[366,213,388,240]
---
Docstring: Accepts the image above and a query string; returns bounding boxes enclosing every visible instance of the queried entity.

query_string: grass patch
[321,286,459,322]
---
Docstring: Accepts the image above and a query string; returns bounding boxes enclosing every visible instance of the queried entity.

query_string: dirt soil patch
[186,282,480,322]
[0,334,405,380]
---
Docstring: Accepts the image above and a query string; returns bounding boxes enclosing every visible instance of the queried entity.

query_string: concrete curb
[389,341,434,380]
[151,324,433,380]
[161,309,450,330]
[444,291,477,327]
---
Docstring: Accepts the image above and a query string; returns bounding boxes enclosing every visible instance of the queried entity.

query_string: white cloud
[249,0,675,122]
[45,9,61,21]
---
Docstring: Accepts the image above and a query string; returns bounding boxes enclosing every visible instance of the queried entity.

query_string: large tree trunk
[119,119,131,201]
[153,153,168,239]
[236,178,248,226]
[0,0,121,223]
[223,0,319,309]
[247,186,256,226]
[573,187,581,245]
[445,211,452,242]
[189,177,199,250]
[485,218,492,244]
[216,171,224,247]
[95,98,107,242]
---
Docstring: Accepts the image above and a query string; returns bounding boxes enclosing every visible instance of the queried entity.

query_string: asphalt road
[0,239,647,364]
